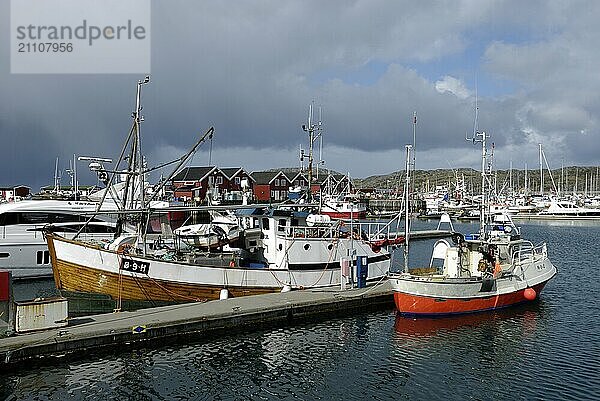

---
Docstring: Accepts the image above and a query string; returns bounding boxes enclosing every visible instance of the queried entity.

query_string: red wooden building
[170,166,253,202]
[250,171,292,202]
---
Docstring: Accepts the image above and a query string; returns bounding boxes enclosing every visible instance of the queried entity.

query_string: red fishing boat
[390,133,557,316]
[320,194,367,219]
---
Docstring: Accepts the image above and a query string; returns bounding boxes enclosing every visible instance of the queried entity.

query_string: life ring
[229,259,235,268]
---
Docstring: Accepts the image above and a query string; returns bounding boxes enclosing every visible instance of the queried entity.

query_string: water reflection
[393,303,542,339]
[389,303,548,400]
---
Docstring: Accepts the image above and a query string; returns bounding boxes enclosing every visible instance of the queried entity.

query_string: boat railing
[285,220,401,241]
[510,241,547,277]
[359,221,404,241]
[287,226,338,239]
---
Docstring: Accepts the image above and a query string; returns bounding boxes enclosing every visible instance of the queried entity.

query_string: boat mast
[525,162,528,195]
[134,77,150,254]
[480,132,487,239]
[467,88,488,237]
[135,76,149,209]
[509,160,513,197]
[412,111,417,171]
[468,130,488,239]
[53,157,60,195]
[403,144,412,273]
[74,154,78,199]
[301,102,323,202]
[317,106,323,181]
[539,143,544,196]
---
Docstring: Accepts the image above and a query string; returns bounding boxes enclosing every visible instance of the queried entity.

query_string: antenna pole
[480,132,487,239]
[54,157,59,194]
[307,103,313,201]
[467,130,488,239]
[301,102,324,203]
[403,144,412,273]
[133,76,149,254]
[539,143,543,195]
[208,131,213,165]
[525,162,528,194]
[74,154,78,199]
[412,111,417,170]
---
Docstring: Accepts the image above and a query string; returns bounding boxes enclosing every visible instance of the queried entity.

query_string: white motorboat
[0,199,118,279]
[538,200,600,218]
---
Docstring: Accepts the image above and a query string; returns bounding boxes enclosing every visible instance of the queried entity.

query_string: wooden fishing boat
[47,78,399,309]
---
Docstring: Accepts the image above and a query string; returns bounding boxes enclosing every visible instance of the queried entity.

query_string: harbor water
[1,219,599,400]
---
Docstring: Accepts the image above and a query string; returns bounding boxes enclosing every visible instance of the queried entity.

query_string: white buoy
[281,285,292,293]
[219,289,229,300]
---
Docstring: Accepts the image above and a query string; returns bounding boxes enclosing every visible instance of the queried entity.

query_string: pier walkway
[0,281,394,368]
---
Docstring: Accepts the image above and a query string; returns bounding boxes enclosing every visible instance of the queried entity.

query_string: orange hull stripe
[394,282,548,316]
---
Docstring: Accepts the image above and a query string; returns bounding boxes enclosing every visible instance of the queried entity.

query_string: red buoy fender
[524,287,537,301]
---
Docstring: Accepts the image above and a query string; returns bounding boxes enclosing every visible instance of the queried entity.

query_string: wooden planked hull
[52,257,276,302]
[47,234,277,303]
[47,224,391,306]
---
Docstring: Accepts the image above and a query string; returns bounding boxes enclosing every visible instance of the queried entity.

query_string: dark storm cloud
[2,1,600,190]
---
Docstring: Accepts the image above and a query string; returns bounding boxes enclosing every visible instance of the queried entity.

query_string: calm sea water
[1,219,599,400]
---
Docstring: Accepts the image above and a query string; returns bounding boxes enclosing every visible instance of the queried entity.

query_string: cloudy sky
[1,1,599,190]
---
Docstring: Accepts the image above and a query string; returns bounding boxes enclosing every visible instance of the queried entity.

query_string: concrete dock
[0,281,394,369]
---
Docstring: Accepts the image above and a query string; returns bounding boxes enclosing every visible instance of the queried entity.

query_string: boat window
[0,253,9,258]
[0,212,94,226]
[52,213,88,223]
[0,212,19,226]
[262,218,270,230]
[84,224,116,234]
[36,250,50,264]
[277,219,287,232]
[20,213,51,224]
